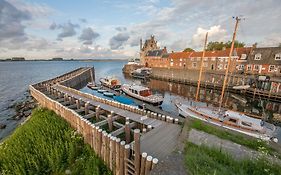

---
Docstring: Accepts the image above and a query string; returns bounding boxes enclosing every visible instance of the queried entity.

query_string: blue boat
[113,95,134,105]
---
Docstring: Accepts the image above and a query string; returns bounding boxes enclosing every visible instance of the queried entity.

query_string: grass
[188,119,274,153]
[184,142,281,175]
[0,108,111,175]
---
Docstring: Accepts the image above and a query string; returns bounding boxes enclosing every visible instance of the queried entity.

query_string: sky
[1,0,281,59]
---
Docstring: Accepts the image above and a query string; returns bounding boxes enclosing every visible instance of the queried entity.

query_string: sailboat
[176,17,276,141]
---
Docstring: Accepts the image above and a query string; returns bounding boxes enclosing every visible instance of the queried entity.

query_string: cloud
[0,0,30,42]
[109,33,130,50]
[79,27,100,45]
[191,25,227,48]
[115,27,127,32]
[49,21,80,40]
[79,18,87,23]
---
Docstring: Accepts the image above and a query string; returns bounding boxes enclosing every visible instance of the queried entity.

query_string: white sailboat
[176,17,276,140]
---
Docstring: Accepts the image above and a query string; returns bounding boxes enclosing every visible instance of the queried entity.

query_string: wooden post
[97,129,102,156]
[85,101,90,115]
[125,121,131,144]
[142,128,147,133]
[144,156,152,175]
[110,136,116,171]
[174,118,179,124]
[108,114,113,131]
[140,152,147,175]
[115,138,121,175]
[134,129,141,175]
[124,144,130,175]
[151,158,158,170]
[106,134,111,166]
[96,105,100,121]
[76,99,80,109]
[120,141,126,175]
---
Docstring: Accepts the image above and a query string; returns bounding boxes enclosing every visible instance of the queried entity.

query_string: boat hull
[123,90,163,106]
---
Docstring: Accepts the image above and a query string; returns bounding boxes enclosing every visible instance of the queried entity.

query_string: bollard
[174,118,179,124]
[147,125,152,131]
[108,114,113,131]
[120,141,126,175]
[125,121,130,144]
[115,138,121,175]
[76,99,80,109]
[144,156,153,175]
[151,158,158,170]
[134,129,141,175]
[85,101,90,115]
[96,105,100,121]
[140,152,147,175]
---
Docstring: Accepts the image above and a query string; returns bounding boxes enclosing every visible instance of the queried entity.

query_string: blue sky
[1,0,281,59]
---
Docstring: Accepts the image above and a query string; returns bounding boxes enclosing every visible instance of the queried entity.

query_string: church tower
[140,35,159,65]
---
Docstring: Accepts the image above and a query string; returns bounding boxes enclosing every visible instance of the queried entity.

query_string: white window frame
[218,64,223,70]
[224,64,227,69]
[254,53,261,60]
[211,57,216,61]
[180,58,182,62]
[269,65,275,72]
[203,57,208,61]
[197,57,201,61]
[240,54,247,60]
[191,57,194,61]
[254,64,260,71]
[275,53,281,60]
[247,64,252,71]
[192,62,197,68]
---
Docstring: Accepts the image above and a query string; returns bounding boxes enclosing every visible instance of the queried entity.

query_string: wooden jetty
[30,67,182,175]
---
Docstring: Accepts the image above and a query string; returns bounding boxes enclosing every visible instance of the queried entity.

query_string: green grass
[0,108,111,175]
[188,119,274,153]
[185,142,281,175]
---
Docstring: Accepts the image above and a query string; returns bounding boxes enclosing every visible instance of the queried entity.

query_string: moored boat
[103,92,115,97]
[121,84,163,106]
[131,67,152,79]
[100,76,121,90]
[87,82,99,90]
[176,102,275,140]
[97,89,107,93]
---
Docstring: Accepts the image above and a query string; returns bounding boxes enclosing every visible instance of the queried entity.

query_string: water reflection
[122,76,281,125]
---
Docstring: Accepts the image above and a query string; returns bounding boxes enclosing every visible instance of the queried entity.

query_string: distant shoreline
[0,59,127,62]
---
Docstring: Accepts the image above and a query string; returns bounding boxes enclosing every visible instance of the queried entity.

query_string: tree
[206,41,245,51]
[183,48,195,52]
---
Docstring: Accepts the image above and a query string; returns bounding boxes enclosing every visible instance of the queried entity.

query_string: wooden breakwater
[30,67,181,175]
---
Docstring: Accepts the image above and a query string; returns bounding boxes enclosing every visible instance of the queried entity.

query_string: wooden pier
[30,67,182,175]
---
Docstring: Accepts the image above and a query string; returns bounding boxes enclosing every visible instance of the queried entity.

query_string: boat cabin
[128,85,152,97]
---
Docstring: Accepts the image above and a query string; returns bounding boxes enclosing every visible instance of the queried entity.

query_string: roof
[247,47,281,65]
[168,47,252,60]
[129,84,149,91]
[146,49,165,57]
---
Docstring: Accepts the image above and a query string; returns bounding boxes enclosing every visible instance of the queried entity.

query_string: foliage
[184,142,281,175]
[183,48,195,52]
[0,108,111,175]
[206,40,245,51]
[188,119,273,153]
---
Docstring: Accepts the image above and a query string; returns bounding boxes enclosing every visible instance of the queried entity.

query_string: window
[240,54,247,60]
[211,57,216,61]
[275,53,281,60]
[203,57,208,61]
[170,59,173,62]
[238,65,244,70]
[224,64,228,69]
[179,62,182,67]
[254,65,260,71]
[203,62,208,67]
[170,62,174,66]
[254,53,261,60]
[247,64,252,71]
[241,121,252,127]
[197,57,201,61]
[180,58,182,61]
[192,62,197,68]
[218,58,224,62]
[229,118,237,123]
[269,65,275,72]
[218,64,223,70]
[191,57,194,61]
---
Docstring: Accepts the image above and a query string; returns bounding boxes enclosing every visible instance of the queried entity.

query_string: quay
[29,67,182,175]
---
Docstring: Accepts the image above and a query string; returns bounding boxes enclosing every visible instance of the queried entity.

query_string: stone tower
[140,35,159,65]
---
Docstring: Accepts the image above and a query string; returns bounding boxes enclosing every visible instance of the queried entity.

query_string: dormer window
[254,53,261,60]
[275,53,281,60]
[241,54,247,60]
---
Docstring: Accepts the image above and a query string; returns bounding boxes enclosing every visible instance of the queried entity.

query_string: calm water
[1,60,281,141]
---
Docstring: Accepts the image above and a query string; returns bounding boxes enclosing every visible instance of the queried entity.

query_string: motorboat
[176,102,276,140]
[121,84,163,106]
[97,89,107,93]
[87,82,99,90]
[131,67,152,79]
[100,76,121,90]
[103,92,115,97]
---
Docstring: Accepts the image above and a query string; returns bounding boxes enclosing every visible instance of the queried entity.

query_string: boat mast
[219,16,241,110]
[195,32,208,101]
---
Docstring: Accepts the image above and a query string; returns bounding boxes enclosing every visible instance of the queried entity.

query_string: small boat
[233,85,250,90]
[87,82,97,89]
[121,84,163,106]
[100,76,121,90]
[176,102,276,140]
[131,68,152,79]
[97,89,107,93]
[113,95,135,105]
[103,92,115,97]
